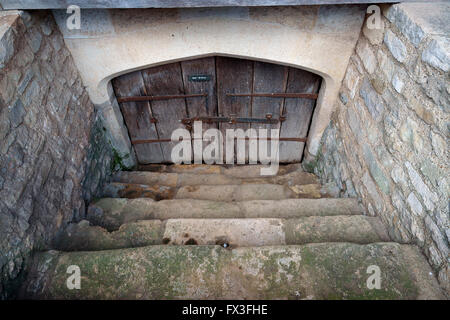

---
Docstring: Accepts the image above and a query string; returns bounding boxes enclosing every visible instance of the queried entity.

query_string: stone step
[175,184,298,201]
[137,163,303,177]
[87,198,363,231]
[102,182,175,200]
[112,170,318,187]
[102,182,323,200]
[54,216,390,251]
[21,243,444,299]
[53,220,164,251]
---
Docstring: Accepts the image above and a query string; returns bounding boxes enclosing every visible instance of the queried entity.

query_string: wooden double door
[112,56,321,164]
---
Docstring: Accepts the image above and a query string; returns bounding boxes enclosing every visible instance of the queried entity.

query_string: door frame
[111,56,323,164]
[101,53,337,168]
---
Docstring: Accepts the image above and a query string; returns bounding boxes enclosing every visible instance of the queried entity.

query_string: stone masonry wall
[0,10,115,298]
[313,3,449,293]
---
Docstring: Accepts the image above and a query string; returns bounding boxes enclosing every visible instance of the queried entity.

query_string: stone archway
[111,56,322,164]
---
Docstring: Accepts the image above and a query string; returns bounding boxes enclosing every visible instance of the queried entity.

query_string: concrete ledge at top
[385,2,450,42]
[0,0,444,10]
[385,2,450,72]
[51,5,366,40]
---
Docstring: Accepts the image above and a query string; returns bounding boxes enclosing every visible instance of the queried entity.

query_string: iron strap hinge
[131,137,307,145]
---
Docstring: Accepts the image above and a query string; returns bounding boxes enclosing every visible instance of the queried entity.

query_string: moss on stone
[302,146,324,174]
[302,158,318,173]
[110,148,132,172]
[25,243,438,300]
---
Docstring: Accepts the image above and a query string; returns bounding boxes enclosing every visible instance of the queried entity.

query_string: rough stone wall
[313,3,449,292]
[0,10,114,298]
[81,114,117,204]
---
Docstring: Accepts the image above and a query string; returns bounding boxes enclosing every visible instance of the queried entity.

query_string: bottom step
[22,243,444,299]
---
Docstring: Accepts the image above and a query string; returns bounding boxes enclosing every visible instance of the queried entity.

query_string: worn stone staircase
[20,164,444,299]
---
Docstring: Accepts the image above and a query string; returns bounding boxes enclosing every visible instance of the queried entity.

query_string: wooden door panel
[181,57,218,161]
[252,62,288,161]
[141,62,188,162]
[279,68,321,162]
[216,57,253,162]
[216,57,253,120]
[111,71,164,164]
[113,56,321,165]
[251,62,288,129]
[180,57,217,120]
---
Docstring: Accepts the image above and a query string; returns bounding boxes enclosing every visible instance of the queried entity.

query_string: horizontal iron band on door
[226,93,318,99]
[181,116,282,125]
[117,93,207,103]
[132,137,307,145]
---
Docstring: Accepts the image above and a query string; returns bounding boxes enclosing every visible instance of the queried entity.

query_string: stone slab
[21,243,444,299]
[175,184,296,201]
[1,1,434,10]
[87,198,363,230]
[54,215,390,250]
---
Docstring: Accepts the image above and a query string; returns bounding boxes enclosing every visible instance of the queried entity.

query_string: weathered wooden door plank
[279,68,321,162]
[180,57,218,162]
[251,62,288,128]
[216,57,254,162]
[180,57,218,119]
[251,61,288,163]
[141,62,189,163]
[111,71,164,164]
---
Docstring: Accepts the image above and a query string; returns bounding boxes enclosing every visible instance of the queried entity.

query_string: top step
[113,165,318,187]
[138,163,303,177]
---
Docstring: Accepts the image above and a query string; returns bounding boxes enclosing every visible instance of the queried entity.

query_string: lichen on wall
[81,112,124,204]
[0,10,115,299]
[313,3,449,293]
